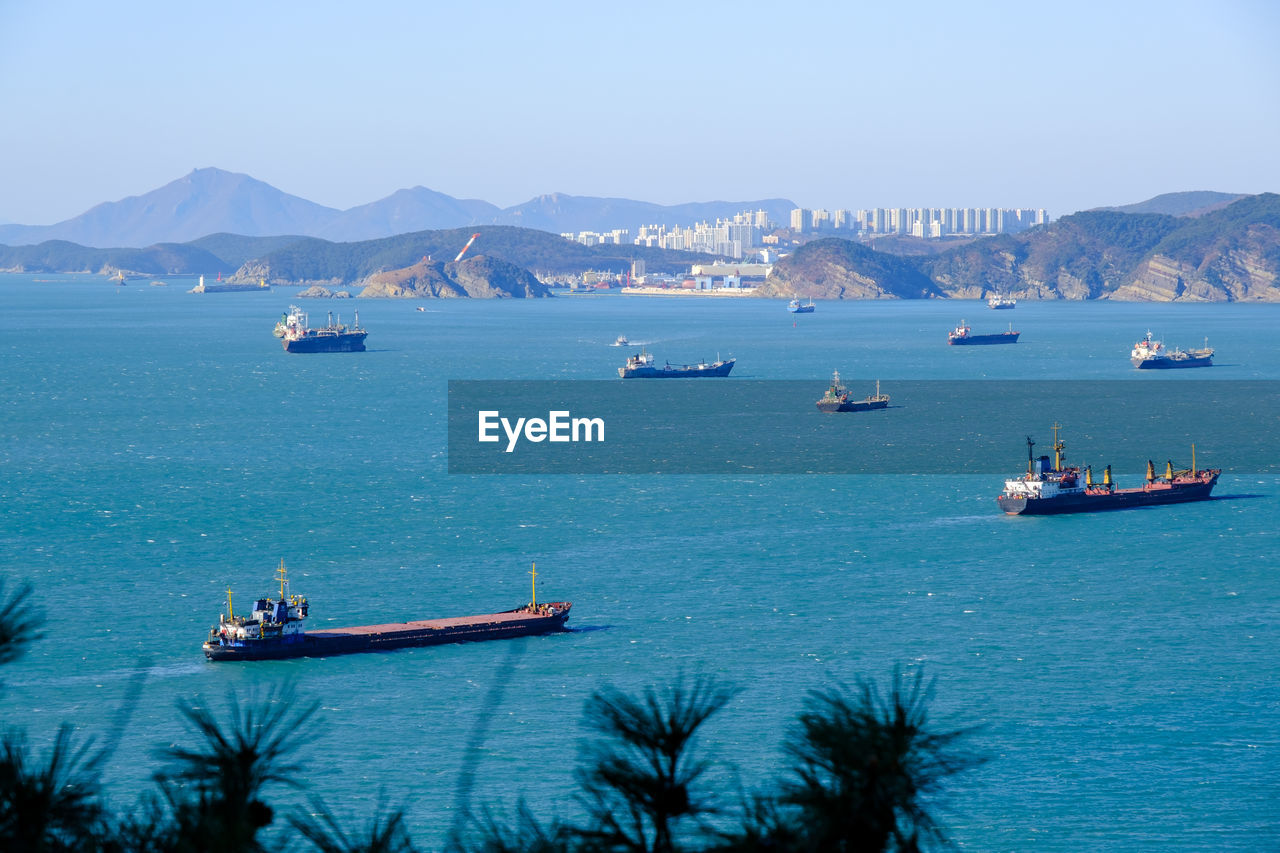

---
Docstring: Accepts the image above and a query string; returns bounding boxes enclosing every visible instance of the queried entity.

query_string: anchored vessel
[996,424,1220,515]
[280,308,368,353]
[948,321,1019,345]
[816,372,889,413]
[1131,331,1213,369]
[193,274,270,294]
[618,349,735,378]
[203,562,572,661]
[788,297,816,313]
[988,295,1016,309]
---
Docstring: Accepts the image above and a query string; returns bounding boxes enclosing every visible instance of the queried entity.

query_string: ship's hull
[949,333,1019,345]
[997,480,1217,515]
[1132,354,1213,369]
[196,284,271,293]
[789,305,815,314]
[619,360,734,378]
[989,303,1014,309]
[817,398,889,413]
[204,604,571,661]
[283,332,368,353]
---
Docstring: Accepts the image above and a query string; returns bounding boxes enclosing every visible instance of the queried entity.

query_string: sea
[1,274,1278,850]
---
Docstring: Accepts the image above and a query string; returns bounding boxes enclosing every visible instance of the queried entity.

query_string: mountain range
[0,168,796,248]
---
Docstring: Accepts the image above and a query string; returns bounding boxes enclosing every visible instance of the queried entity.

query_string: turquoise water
[1,275,1278,849]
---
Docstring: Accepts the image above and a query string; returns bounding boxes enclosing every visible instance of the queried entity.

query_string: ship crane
[454,233,481,262]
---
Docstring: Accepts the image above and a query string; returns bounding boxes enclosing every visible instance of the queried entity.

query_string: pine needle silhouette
[0,724,107,851]
[156,685,319,852]
[572,675,738,853]
[771,668,981,852]
[0,579,42,667]
[290,797,417,853]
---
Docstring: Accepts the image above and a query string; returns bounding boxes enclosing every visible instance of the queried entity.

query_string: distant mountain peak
[1095,191,1246,218]
[0,169,795,248]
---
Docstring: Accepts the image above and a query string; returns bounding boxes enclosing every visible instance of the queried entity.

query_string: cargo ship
[618,349,735,378]
[996,424,1220,515]
[281,309,367,353]
[948,321,1019,345]
[816,372,889,413]
[203,562,572,661]
[1131,331,1213,369]
[788,297,816,313]
[987,295,1016,309]
[192,274,271,294]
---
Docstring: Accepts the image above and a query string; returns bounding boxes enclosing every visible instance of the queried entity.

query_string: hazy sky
[2,0,1277,225]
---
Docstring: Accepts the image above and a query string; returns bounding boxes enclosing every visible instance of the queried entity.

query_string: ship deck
[308,603,570,638]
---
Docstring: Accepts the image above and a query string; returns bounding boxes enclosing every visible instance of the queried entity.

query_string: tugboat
[204,561,572,661]
[948,321,1019,345]
[996,424,1220,515]
[280,308,368,353]
[618,349,735,378]
[1131,331,1213,369]
[988,294,1016,309]
[816,372,889,413]
[788,297,816,314]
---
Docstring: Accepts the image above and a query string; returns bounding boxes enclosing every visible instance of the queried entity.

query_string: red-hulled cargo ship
[203,562,571,661]
[996,424,1219,516]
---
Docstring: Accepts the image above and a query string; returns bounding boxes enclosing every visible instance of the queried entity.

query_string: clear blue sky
[1,0,1277,225]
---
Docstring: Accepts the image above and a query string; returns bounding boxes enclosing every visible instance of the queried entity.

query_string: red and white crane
[454,233,481,262]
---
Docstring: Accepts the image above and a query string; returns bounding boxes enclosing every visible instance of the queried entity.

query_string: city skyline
[1,1,1277,225]
[566,206,1050,259]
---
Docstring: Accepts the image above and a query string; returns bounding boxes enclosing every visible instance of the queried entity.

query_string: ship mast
[276,559,288,600]
[1052,422,1065,471]
[226,586,235,621]
[530,562,538,609]
[1026,436,1035,477]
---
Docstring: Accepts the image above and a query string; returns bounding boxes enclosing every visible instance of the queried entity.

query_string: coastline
[621,286,760,297]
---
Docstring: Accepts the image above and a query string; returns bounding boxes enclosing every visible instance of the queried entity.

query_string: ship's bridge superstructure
[208,561,308,647]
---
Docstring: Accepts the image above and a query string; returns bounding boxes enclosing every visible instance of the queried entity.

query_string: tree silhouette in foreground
[723,668,981,852]
[573,677,738,853]
[0,580,41,667]
[467,677,738,853]
[153,686,319,852]
[289,799,418,853]
[0,724,107,851]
